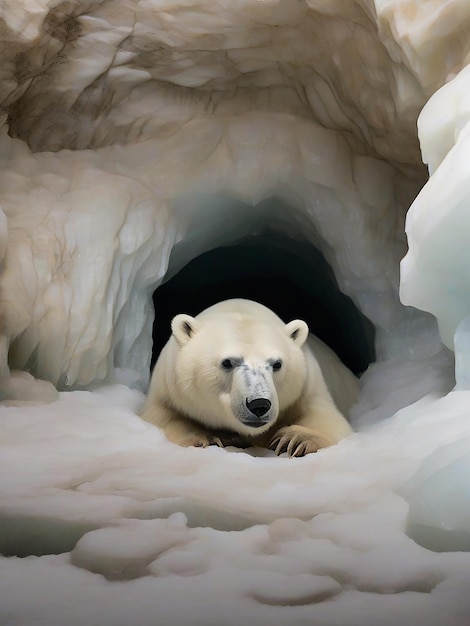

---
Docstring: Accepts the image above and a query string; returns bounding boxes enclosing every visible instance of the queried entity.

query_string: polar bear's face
[169,309,309,435]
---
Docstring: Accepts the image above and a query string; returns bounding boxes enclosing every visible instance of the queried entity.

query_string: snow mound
[1,384,470,625]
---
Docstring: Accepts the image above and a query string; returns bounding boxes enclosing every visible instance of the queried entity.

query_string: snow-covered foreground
[2,382,470,626]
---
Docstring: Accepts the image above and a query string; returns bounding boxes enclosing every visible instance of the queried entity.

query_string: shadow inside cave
[151,231,375,375]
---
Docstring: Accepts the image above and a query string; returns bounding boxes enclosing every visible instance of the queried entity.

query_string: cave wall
[0,123,414,391]
[0,1,469,393]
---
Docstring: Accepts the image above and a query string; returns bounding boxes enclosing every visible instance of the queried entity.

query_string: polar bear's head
[168,299,309,436]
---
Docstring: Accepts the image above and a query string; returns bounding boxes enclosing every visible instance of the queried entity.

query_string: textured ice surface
[454,316,470,391]
[0,120,412,391]
[0,0,463,390]
[399,59,470,560]
[403,431,470,553]
[401,64,470,349]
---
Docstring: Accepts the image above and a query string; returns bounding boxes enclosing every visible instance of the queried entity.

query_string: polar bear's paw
[269,425,333,457]
[176,430,247,450]
[176,432,224,448]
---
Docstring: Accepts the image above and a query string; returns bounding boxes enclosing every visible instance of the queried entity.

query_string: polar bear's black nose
[246,398,271,417]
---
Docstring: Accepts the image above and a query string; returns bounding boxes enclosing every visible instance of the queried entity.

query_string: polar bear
[142,298,358,456]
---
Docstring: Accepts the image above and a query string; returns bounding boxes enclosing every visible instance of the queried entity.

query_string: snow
[2,0,470,624]
[2,376,470,625]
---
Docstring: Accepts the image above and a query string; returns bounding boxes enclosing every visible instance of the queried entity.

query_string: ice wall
[401,64,470,350]
[0,118,412,391]
[2,0,469,392]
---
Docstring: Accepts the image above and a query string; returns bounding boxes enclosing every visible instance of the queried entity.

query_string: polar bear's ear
[171,314,198,346]
[285,319,309,347]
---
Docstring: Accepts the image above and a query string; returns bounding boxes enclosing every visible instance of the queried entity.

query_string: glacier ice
[397,59,470,556]
[454,315,470,391]
[0,111,420,392]
[403,432,470,553]
[1,1,470,624]
[401,63,470,349]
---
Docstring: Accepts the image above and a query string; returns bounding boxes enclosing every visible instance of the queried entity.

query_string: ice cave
[2,1,470,624]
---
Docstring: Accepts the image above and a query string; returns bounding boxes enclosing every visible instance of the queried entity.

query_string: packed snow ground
[2,356,470,626]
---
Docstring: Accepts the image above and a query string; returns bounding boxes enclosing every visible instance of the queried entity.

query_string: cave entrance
[151,230,375,376]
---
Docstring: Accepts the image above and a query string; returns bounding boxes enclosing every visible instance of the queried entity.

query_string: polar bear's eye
[221,359,234,371]
[272,360,283,371]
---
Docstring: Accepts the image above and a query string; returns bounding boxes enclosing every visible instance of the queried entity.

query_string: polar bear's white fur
[142,299,358,456]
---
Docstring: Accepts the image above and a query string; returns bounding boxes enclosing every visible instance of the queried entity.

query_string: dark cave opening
[151,231,375,375]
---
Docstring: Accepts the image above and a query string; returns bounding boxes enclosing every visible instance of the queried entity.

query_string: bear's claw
[194,436,224,448]
[182,431,248,449]
[186,434,225,448]
[269,425,331,457]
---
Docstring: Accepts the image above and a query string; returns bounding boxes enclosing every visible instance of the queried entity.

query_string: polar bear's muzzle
[231,366,277,429]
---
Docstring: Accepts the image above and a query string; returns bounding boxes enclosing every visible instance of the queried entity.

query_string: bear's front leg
[141,401,247,449]
[141,401,211,447]
[269,425,337,457]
